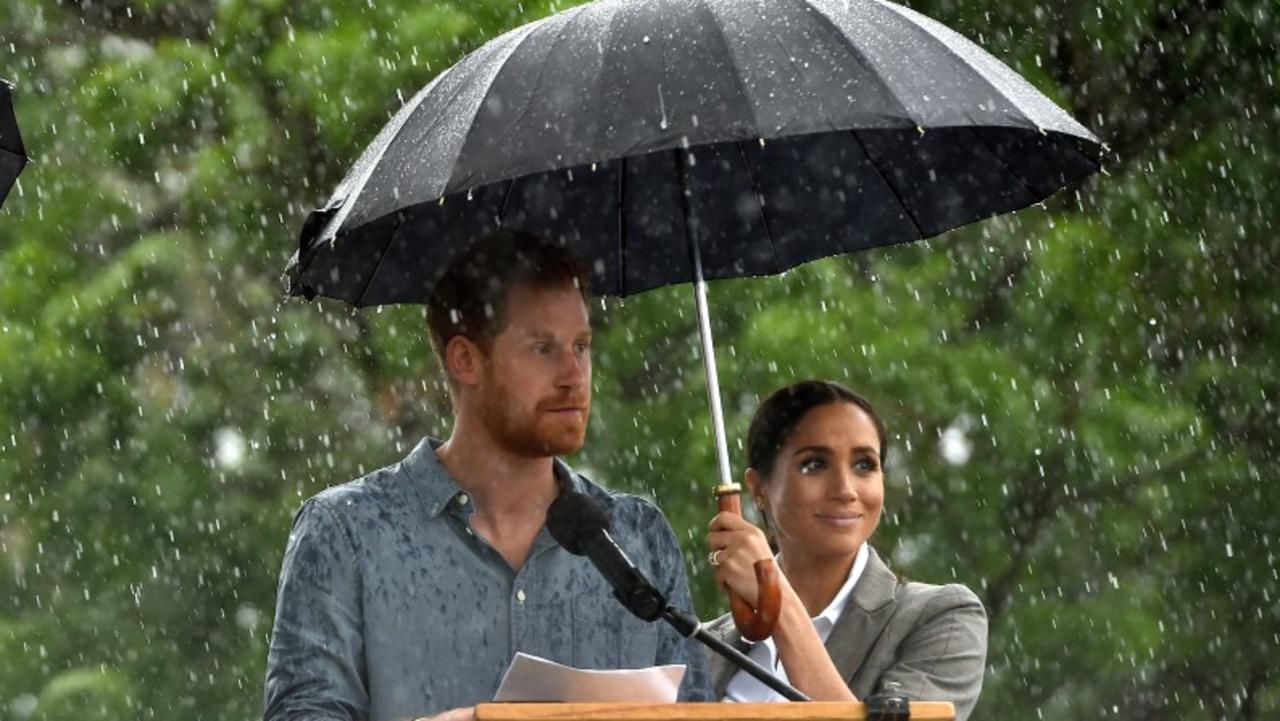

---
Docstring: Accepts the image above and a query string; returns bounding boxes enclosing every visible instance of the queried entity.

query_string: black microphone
[546,491,667,621]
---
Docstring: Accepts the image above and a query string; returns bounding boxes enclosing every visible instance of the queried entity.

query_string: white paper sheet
[493,652,685,703]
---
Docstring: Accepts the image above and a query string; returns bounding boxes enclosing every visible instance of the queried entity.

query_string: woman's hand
[706,511,778,602]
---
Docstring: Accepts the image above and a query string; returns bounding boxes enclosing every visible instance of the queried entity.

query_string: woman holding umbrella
[705,380,987,719]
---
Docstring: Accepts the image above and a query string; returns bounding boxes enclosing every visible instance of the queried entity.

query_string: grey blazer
[706,546,988,721]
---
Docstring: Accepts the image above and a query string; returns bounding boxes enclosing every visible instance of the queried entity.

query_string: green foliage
[35,668,133,721]
[1,0,1277,719]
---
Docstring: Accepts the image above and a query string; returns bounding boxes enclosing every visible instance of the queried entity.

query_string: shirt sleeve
[641,502,714,702]
[263,499,369,721]
[875,584,988,721]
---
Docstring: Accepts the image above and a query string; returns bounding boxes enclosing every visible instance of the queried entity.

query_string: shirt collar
[399,437,585,518]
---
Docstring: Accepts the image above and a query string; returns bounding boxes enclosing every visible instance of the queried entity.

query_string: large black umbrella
[0,80,29,210]
[285,0,1101,640]
[286,0,1099,306]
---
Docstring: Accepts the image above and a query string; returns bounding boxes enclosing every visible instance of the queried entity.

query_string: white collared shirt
[722,543,870,702]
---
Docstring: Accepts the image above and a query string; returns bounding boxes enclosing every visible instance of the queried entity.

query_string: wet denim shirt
[263,438,711,721]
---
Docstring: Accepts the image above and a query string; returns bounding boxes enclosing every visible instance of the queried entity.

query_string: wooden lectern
[476,702,955,721]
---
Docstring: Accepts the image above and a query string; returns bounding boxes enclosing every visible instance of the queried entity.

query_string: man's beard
[477,377,590,458]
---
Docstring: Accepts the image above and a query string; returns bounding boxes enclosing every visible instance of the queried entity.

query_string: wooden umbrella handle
[715,484,781,641]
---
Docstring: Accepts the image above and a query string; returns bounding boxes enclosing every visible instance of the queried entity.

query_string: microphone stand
[662,605,810,702]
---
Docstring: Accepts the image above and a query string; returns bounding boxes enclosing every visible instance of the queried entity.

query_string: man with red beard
[264,231,710,721]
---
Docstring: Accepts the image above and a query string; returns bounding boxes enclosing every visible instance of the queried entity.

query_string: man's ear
[444,335,484,388]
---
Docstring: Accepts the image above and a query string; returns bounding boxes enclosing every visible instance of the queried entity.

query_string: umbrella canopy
[0,80,29,210]
[286,0,1101,306]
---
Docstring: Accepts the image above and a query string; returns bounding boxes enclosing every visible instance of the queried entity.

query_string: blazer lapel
[707,614,752,698]
[825,546,899,685]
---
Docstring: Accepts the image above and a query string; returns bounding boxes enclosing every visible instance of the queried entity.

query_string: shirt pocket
[572,596,660,670]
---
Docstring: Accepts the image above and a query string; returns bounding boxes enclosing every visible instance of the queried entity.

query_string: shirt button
[516,589,526,603]
[458,493,469,506]
[465,527,475,537]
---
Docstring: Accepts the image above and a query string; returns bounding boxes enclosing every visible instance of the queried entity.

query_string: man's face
[475,282,592,458]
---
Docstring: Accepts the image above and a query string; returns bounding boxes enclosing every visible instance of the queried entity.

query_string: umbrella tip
[298,206,339,252]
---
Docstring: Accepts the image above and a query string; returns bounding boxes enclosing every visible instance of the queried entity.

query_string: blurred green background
[1,0,1276,718]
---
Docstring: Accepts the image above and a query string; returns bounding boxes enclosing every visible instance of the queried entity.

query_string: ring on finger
[708,549,723,567]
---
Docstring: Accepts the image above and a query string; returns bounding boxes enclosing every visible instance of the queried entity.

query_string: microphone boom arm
[662,605,810,702]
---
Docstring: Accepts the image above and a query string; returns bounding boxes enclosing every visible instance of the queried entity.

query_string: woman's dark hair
[746,380,888,478]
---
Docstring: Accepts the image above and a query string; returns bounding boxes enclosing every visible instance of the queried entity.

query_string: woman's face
[750,401,884,562]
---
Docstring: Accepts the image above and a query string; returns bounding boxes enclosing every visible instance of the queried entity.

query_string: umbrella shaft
[690,238,734,490]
